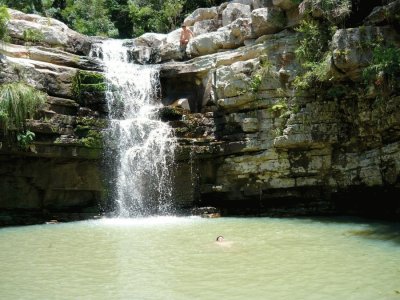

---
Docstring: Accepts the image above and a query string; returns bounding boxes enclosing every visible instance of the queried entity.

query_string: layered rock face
[1,0,400,225]
[158,0,400,218]
[0,10,106,225]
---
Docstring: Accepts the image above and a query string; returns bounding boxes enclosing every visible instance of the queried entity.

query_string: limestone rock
[222,3,252,26]
[188,18,253,57]
[251,7,286,36]
[193,19,219,36]
[0,43,101,71]
[364,0,400,26]
[331,26,400,81]
[184,7,219,26]
[0,55,76,98]
[7,9,93,55]
[188,30,230,57]
[231,0,272,9]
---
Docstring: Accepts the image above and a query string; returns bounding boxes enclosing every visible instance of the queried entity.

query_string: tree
[105,0,133,38]
[161,0,184,32]
[1,0,226,38]
[128,0,184,36]
[128,2,158,36]
[0,0,42,13]
[62,0,118,37]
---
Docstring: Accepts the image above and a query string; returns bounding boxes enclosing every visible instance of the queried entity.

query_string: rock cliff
[1,0,399,225]
[157,0,400,218]
[0,9,106,225]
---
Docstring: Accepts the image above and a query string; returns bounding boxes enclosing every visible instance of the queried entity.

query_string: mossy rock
[72,70,106,106]
[79,130,103,148]
[158,106,183,122]
[76,116,108,128]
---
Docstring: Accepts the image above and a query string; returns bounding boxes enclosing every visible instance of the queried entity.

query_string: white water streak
[92,39,176,217]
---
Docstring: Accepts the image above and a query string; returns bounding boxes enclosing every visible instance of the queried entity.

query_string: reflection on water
[0,217,399,300]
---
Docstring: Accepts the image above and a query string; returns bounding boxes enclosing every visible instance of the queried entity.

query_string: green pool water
[0,216,399,300]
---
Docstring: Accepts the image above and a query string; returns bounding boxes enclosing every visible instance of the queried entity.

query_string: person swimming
[215,235,233,248]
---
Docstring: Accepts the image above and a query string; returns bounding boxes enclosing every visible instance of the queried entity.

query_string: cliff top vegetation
[0,0,225,38]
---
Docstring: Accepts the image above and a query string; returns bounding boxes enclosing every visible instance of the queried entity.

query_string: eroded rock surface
[1,0,400,224]
[0,10,106,225]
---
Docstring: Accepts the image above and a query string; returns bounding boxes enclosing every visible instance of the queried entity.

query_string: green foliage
[158,106,183,122]
[363,43,400,92]
[271,102,288,113]
[128,3,158,36]
[62,0,117,37]
[293,54,332,89]
[17,130,35,150]
[300,0,351,24]
[293,19,336,90]
[106,0,133,38]
[295,19,333,65]
[1,0,226,38]
[326,84,349,99]
[0,0,43,13]
[0,82,46,134]
[0,5,9,41]
[161,0,185,32]
[183,0,224,15]
[80,129,103,148]
[75,116,106,148]
[128,0,184,36]
[249,74,263,93]
[249,55,272,93]
[72,70,106,102]
[23,28,45,43]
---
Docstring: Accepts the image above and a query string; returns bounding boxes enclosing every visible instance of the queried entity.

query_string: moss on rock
[72,70,106,104]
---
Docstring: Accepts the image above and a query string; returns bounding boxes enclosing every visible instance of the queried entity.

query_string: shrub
[363,43,400,93]
[293,18,336,90]
[299,0,351,25]
[249,55,272,93]
[17,130,35,150]
[23,28,45,44]
[0,5,10,41]
[0,82,46,134]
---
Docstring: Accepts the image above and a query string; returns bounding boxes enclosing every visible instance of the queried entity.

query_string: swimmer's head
[216,236,224,242]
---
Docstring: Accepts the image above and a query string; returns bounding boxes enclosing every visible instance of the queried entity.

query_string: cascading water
[91,39,176,217]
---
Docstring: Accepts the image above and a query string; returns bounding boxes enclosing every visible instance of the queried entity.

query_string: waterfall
[91,39,176,217]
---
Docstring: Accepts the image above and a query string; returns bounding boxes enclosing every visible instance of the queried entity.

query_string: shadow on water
[296,215,400,245]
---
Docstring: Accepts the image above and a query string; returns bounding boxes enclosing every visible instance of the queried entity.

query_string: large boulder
[331,26,400,80]
[7,9,93,55]
[184,7,219,26]
[230,0,273,10]
[251,7,286,36]
[193,19,219,36]
[364,0,400,26]
[188,18,253,57]
[187,30,230,57]
[0,55,76,98]
[0,43,101,71]
[222,3,252,26]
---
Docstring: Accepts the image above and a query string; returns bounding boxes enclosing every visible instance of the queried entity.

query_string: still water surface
[0,216,399,300]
